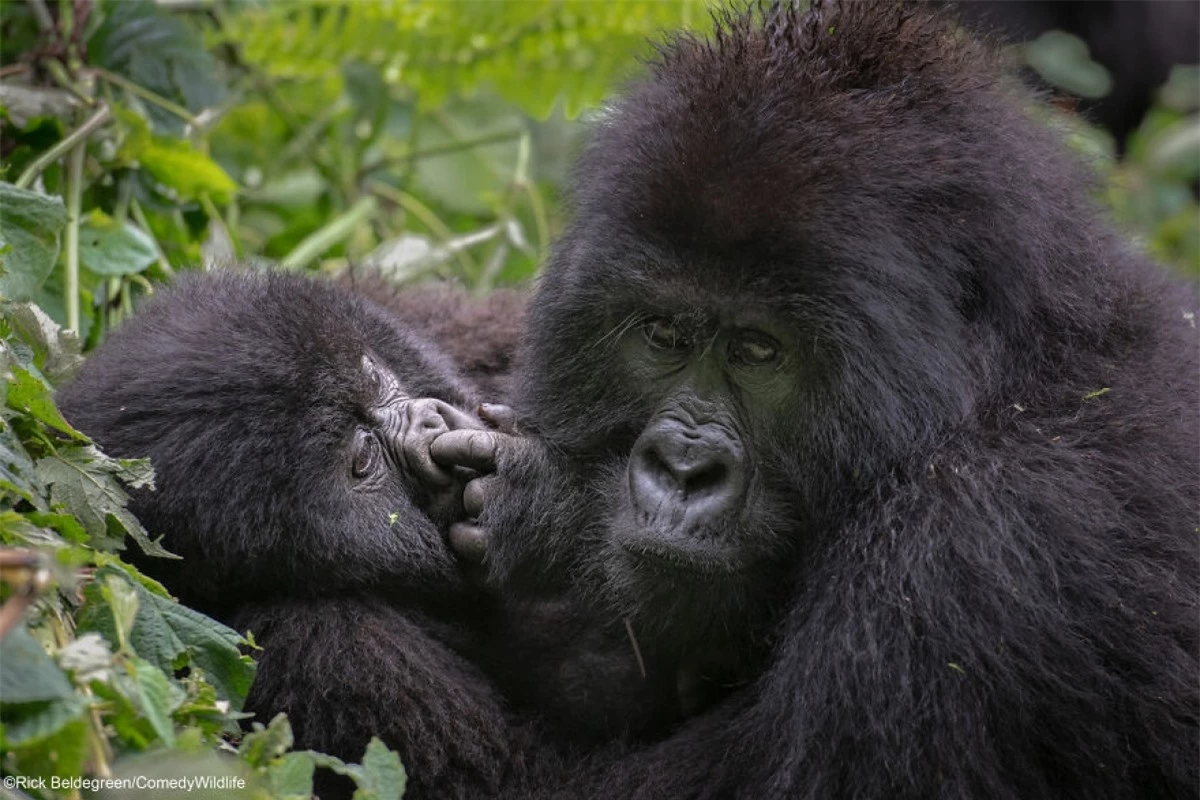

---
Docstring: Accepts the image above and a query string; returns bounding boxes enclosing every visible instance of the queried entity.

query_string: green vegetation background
[0,2,1196,798]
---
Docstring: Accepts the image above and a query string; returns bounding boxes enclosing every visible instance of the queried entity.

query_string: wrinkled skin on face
[57,272,487,618]
[430,3,1199,799]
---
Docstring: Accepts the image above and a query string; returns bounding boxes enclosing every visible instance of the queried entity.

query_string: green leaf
[0,625,74,703]
[239,712,295,768]
[35,446,170,557]
[128,656,181,746]
[267,751,317,799]
[77,566,256,708]
[0,422,42,508]
[4,301,83,385]
[102,571,141,651]
[78,210,159,276]
[1,717,89,777]
[89,0,225,133]
[1023,31,1113,100]
[358,738,407,800]
[6,364,83,438]
[0,182,68,300]
[137,138,238,203]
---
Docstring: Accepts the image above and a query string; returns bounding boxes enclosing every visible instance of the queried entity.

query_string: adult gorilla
[436,3,1200,798]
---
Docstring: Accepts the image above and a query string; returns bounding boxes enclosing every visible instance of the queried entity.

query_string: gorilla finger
[431,430,498,471]
[463,475,497,518]
[448,522,490,564]
[479,403,518,434]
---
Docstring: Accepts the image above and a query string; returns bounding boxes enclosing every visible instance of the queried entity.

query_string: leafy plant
[0,2,1195,798]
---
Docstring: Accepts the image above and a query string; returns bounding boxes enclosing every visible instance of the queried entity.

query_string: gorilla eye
[730,332,781,367]
[351,429,381,479]
[642,318,686,350]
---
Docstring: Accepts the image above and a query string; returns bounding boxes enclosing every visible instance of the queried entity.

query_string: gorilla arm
[432,412,1199,800]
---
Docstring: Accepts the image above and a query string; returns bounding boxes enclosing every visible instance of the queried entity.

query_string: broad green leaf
[6,364,83,438]
[137,138,238,203]
[35,446,168,556]
[1,716,89,777]
[0,625,74,703]
[359,738,407,800]
[128,657,181,746]
[268,751,317,799]
[0,183,68,300]
[78,210,159,276]
[89,0,224,133]
[77,566,256,708]
[1023,30,1113,100]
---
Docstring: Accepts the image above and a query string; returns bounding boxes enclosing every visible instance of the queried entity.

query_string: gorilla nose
[403,400,483,488]
[629,422,745,524]
[412,399,484,434]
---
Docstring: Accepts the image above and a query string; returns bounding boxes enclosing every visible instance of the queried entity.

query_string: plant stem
[130,198,174,277]
[90,67,199,127]
[15,104,111,190]
[64,141,85,333]
[280,196,378,271]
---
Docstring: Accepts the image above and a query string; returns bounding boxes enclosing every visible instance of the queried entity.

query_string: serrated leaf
[359,738,406,800]
[239,712,295,768]
[267,751,317,799]
[0,182,68,300]
[6,364,83,438]
[5,301,83,385]
[1,716,89,776]
[34,446,170,557]
[77,566,255,708]
[78,210,159,276]
[0,422,42,507]
[0,625,74,703]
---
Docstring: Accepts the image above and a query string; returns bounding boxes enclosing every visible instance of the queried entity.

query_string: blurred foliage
[0,1,1195,798]
[1025,31,1200,276]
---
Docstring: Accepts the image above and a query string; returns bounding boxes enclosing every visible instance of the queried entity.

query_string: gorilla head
[58,272,483,616]
[436,3,1198,795]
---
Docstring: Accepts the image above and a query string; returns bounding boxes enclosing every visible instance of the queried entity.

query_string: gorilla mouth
[612,524,746,576]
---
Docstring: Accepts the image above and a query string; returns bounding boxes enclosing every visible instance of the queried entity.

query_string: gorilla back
[443,3,1200,798]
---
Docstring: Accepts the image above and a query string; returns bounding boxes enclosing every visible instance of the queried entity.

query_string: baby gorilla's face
[351,354,484,524]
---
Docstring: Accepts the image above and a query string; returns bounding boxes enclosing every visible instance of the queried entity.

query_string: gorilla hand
[430,404,519,566]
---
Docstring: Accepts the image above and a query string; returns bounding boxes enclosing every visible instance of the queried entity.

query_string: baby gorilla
[58,271,484,617]
[58,271,679,799]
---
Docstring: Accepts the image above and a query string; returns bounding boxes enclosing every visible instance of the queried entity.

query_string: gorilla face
[58,272,484,614]
[606,310,801,571]
[347,353,482,529]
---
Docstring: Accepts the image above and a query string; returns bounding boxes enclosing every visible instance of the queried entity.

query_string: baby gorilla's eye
[642,317,687,350]
[729,332,781,367]
[351,429,381,479]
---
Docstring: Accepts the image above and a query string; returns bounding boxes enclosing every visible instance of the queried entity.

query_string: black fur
[56,272,677,798]
[57,272,523,799]
[450,4,1200,798]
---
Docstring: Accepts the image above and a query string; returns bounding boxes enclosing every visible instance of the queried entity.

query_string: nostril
[683,462,727,497]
